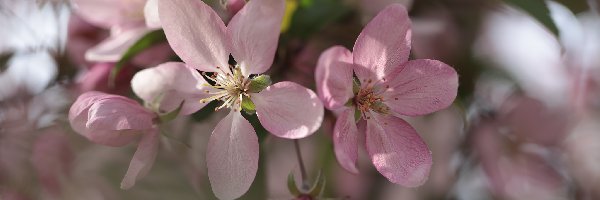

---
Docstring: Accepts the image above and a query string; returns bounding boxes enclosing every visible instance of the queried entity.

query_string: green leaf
[241,96,256,114]
[504,0,560,36]
[247,75,272,93]
[159,101,184,123]
[287,172,301,196]
[109,29,167,87]
[287,0,350,39]
[300,0,313,7]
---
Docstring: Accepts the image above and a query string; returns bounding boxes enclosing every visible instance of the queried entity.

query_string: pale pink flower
[70,0,160,62]
[315,4,458,187]
[68,91,159,190]
[75,62,135,95]
[475,1,600,110]
[472,95,571,199]
[130,0,324,199]
[31,128,74,197]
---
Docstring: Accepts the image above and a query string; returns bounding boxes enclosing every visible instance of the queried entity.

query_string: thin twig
[294,139,309,190]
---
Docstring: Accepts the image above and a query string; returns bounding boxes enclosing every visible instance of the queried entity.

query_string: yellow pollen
[198,66,250,111]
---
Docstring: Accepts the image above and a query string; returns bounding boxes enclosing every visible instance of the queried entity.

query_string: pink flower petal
[353,4,412,84]
[144,0,161,28]
[71,0,147,29]
[159,0,230,72]
[207,111,259,200]
[383,59,458,116]
[131,62,215,115]
[365,113,432,187]
[227,0,285,76]
[333,108,360,174]
[85,27,151,62]
[69,91,110,124]
[499,96,570,146]
[69,92,147,147]
[86,98,155,131]
[252,81,324,139]
[121,128,160,189]
[315,46,355,110]
[81,129,141,147]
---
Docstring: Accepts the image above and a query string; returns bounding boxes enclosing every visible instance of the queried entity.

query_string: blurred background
[1,0,600,199]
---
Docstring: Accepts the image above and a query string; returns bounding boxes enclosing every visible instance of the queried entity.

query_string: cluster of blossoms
[7,0,600,199]
[65,0,457,199]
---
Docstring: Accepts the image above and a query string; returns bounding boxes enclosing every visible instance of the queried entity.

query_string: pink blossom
[75,62,135,95]
[475,1,600,111]
[31,128,74,197]
[68,91,159,189]
[315,4,458,187]
[129,0,324,198]
[70,0,160,62]
[471,95,572,199]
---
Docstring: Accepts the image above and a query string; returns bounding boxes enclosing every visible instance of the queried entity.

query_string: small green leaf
[241,96,256,114]
[504,0,560,36]
[109,29,167,87]
[287,172,301,196]
[158,101,184,123]
[247,75,272,93]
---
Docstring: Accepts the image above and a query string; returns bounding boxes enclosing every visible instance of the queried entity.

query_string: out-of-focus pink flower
[130,0,324,198]
[70,0,160,62]
[316,4,458,187]
[411,9,461,62]
[475,1,600,111]
[66,14,109,67]
[68,91,159,189]
[565,115,600,198]
[472,95,571,199]
[31,128,74,197]
[75,62,135,95]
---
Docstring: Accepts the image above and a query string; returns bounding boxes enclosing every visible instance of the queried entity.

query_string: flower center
[354,86,390,119]
[350,77,391,120]
[200,66,250,112]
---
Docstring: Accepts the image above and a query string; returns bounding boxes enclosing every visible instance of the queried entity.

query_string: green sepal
[287,172,301,196]
[247,75,272,93]
[241,96,256,114]
[354,108,361,123]
[158,101,184,123]
[352,77,360,95]
[308,170,326,197]
[344,98,354,107]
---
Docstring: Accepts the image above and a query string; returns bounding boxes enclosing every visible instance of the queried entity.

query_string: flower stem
[294,139,309,190]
